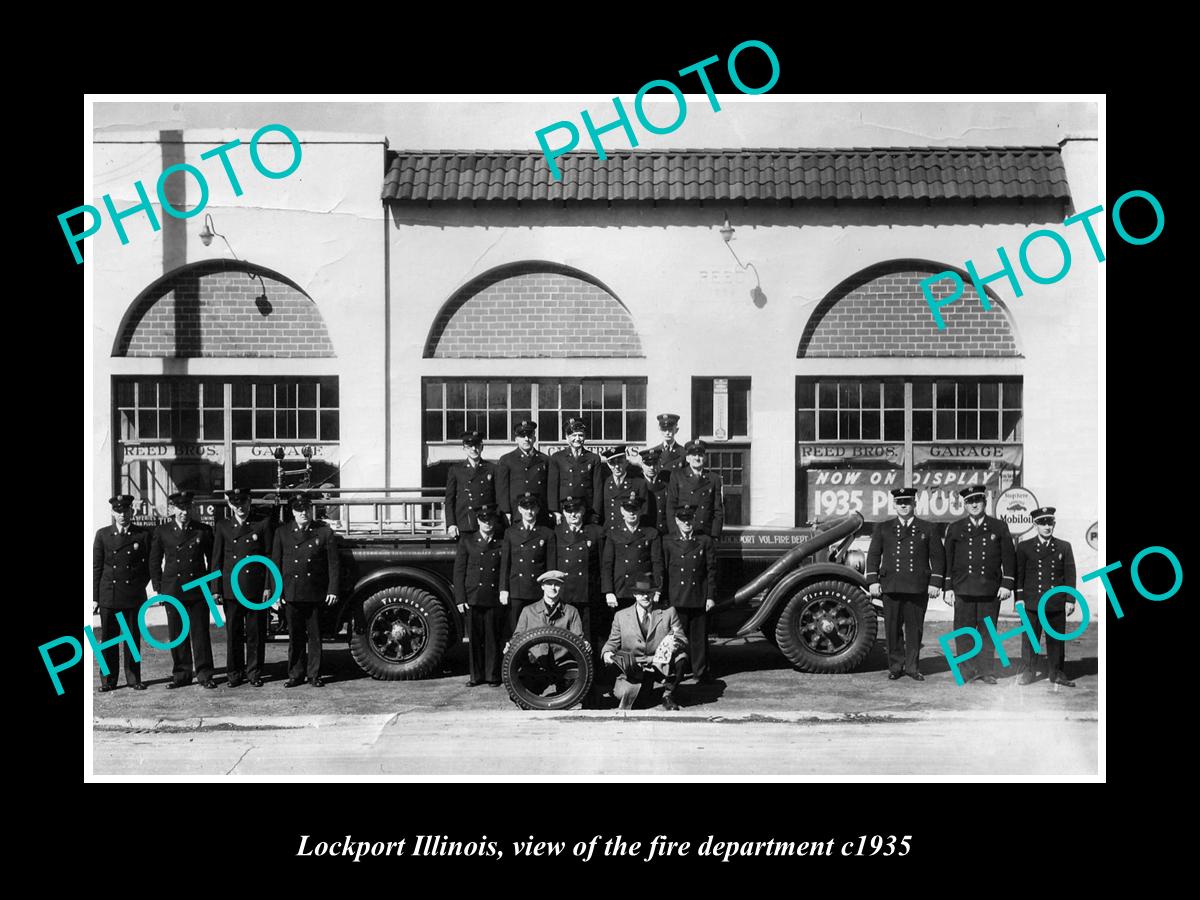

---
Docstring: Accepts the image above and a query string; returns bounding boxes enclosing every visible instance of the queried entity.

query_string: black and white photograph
[82,93,1104,780]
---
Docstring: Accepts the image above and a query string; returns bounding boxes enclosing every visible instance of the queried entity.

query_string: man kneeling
[507,570,589,696]
[601,578,689,710]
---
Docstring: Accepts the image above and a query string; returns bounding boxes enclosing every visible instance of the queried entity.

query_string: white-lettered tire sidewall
[774,580,877,674]
[349,585,449,681]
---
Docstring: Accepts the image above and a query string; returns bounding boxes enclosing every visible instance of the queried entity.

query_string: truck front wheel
[349,586,449,680]
[774,580,877,674]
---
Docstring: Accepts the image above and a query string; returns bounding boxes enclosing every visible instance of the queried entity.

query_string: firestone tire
[502,626,594,711]
[774,580,877,674]
[349,586,449,680]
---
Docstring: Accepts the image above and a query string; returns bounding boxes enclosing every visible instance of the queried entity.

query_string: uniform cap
[109,494,135,511]
[516,492,541,509]
[890,488,917,503]
[167,491,194,508]
[289,493,313,510]
[684,439,707,455]
[514,419,537,437]
[564,417,588,436]
[461,430,484,446]
[674,504,697,520]
[959,486,987,502]
[473,503,499,521]
[1031,506,1057,523]
[656,413,680,428]
[561,496,587,513]
[620,493,645,512]
[604,445,628,465]
[225,488,253,504]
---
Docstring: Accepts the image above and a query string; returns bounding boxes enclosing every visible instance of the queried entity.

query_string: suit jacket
[500,524,556,598]
[547,447,604,513]
[1015,536,1077,614]
[554,523,605,607]
[602,605,688,660]
[512,601,585,663]
[444,460,497,532]
[453,531,504,607]
[271,520,340,604]
[596,473,650,528]
[211,513,276,601]
[662,534,718,609]
[495,448,550,516]
[944,514,1016,597]
[601,525,663,597]
[666,467,725,538]
[865,517,945,594]
[149,519,214,602]
[93,525,151,609]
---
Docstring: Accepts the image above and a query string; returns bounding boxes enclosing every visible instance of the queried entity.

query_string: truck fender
[337,566,461,636]
[735,563,876,637]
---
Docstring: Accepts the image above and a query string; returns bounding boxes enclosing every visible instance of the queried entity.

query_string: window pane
[137,379,157,406]
[255,382,275,409]
[232,382,252,408]
[119,410,136,440]
[298,410,317,438]
[115,380,135,407]
[512,381,531,408]
[862,382,880,408]
[488,410,507,439]
[603,381,622,408]
[466,382,485,409]
[424,410,443,442]
[538,411,557,439]
[730,386,749,436]
[695,395,714,436]
[320,410,340,441]
[912,410,933,441]
[818,410,837,439]
[883,381,904,408]
[202,380,224,408]
[603,410,622,439]
[446,410,464,438]
[158,382,173,405]
[1003,382,1022,410]
[582,382,601,410]
[256,410,274,439]
[562,381,580,409]
[585,411,602,437]
[232,410,252,440]
[862,410,881,440]
[980,382,999,408]
[839,410,860,439]
[884,410,904,440]
[1002,411,1022,442]
[958,381,978,409]
[465,410,487,434]
[936,381,955,409]
[277,410,295,439]
[818,382,836,409]
[957,410,977,440]
[538,380,558,409]
[979,410,999,440]
[912,381,932,408]
[299,382,317,408]
[280,383,297,411]
[447,381,464,408]
[626,411,646,441]
[141,412,158,439]
[425,381,442,409]
[488,381,507,409]
[839,382,859,409]
[320,378,339,408]
[177,409,200,441]
[796,380,815,408]
[797,411,816,442]
[936,410,955,440]
[627,381,646,408]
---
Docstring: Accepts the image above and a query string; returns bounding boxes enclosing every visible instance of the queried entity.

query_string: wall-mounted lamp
[717,212,764,305]
[720,214,735,243]
[199,214,217,247]
[199,213,269,303]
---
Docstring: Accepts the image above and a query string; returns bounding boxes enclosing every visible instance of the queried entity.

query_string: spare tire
[774,579,877,674]
[349,585,449,680]
[502,626,594,710]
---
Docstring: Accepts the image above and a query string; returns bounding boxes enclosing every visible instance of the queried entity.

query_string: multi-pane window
[116,379,225,441]
[424,378,647,443]
[796,379,906,442]
[912,379,1022,442]
[231,378,339,441]
[693,378,751,439]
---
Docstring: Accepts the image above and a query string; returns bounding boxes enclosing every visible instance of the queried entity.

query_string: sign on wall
[995,487,1039,536]
[797,443,905,467]
[806,468,1002,523]
[912,444,1023,466]
[121,443,224,463]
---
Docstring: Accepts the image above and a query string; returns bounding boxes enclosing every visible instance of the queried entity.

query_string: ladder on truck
[247,487,449,536]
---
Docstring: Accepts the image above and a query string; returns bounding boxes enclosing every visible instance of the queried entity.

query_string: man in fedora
[602,577,689,710]
[866,488,945,682]
[92,495,151,691]
[1016,507,1078,687]
[149,491,216,689]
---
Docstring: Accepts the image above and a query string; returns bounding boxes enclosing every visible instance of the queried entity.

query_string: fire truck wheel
[350,586,449,680]
[774,580,877,674]
[502,626,594,711]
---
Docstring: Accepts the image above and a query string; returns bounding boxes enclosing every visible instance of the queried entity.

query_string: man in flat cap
[271,494,340,687]
[506,570,589,697]
[554,496,606,657]
[454,503,505,687]
[1016,507,1078,687]
[149,491,216,689]
[596,445,650,529]
[662,504,719,683]
[666,439,725,539]
[548,418,604,526]
[444,431,497,539]
[211,487,275,687]
[602,577,689,710]
[496,419,550,527]
[866,488,945,681]
[943,485,1016,684]
[500,492,556,634]
[92,495,151,691]
[602,494,664,615]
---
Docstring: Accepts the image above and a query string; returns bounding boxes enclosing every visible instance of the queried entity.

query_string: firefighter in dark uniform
[1016,507,1078,687]
[662,504,718,683]
[547,417,604,525]
[638,413,686,532]
[554,496,607,655]
[271,494,340,687]
[943,485,1016,684]
[149,491,216,689]
[666,439,725,538]
[453,504,505,687]
[444,430,497,538]
[596,445,650,529]
[211,487,275,687]
[865,487,945,681]
[499,492,556,634]
[92,495,151,691]
[496,419,550,526]
[602,495,664,614]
